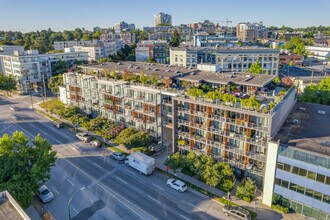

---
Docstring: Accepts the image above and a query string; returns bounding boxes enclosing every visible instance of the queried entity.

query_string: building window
[307,171,316,181]
[316,173,325,183]
[298,168,307,177]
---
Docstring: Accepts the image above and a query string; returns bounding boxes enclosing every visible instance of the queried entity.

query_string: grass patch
[155,168,257,219]
[39,99,64,112]
[108,146,127,154]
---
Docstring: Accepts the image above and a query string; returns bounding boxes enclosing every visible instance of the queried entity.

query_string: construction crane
[211,19,233,27]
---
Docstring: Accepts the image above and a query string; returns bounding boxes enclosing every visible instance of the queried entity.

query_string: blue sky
[1,0,329,32]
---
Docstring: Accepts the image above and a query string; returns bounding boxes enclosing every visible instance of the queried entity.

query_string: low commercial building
[135,40,169,64]
[263,102,330,220]
[60,61,296,185]
[0,49,88,93]
[306,46,330,60]
[279,54,304,66]
[170,47,280,75]
[0,190,31,220]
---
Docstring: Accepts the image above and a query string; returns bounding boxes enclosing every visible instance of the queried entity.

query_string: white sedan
[166,179,187,192]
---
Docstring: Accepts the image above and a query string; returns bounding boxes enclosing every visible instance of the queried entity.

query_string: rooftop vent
[317,110,326,115]
[153,68,158,71]
[135,66,140,69]
[176,70,181,73]
[146,67,151,70]
[117,62,122,65]
[299,107,306,111]
[293,119,299,124]
[165,69,171,72]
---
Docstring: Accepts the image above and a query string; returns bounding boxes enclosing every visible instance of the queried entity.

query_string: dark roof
[178,71,275,87]
[275,102,330,156]
[80,61,194,78]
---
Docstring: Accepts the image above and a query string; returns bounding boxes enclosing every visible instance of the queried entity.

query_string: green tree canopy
[0,75,16,95]
[48,74,63,96]
[248,59,263,74]
[300,78,330,105]
[170,29,180,47]
[0,131,56,208]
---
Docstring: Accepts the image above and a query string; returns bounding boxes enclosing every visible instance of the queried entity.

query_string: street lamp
[68,186,85,220]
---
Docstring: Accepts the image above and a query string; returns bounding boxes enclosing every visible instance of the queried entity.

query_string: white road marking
[152,183,165,191]
[0,125,11,134]
[146,195,161,204]
[73,208,78,214]
[90,199,94,203]
[55,140,62,144]
[67,179,76,187]
[92,162,102,169]
[180,214,190,220]
[188,202,203,211]
[71,146,78,151]
[51,186,60,195]
[116,177,128,184]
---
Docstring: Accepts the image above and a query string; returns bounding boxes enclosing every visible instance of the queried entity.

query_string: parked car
[53,121,64,129]
[37,185,53,203]
[110,152,126,161]
[223,205,251,220]
[76,133,92,143]
[9,106,17,111]
[90,139,102,148]
[166,179,187,192]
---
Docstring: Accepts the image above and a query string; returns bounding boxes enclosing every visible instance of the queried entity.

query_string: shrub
[181,167,195,176]
[236,178,256,203]
[187,88,204,98]
[271,204,289,213]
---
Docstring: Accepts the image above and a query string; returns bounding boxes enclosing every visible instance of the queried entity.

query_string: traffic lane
[53,158,147,220]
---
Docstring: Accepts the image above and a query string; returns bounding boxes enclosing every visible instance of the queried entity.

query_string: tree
[300,78,330,105]
[98,57,108,63]
[149,73,161,86]
[146,57,156,63]
[273,77,282,85]
[48,74,63,96]
[236,177,256,202]
[248,59,263,74]
[93,30,101,40]
[74,28,83,40]
[170,29,180,47]
[62,30,74,41]
[114,127,151,150]
[140,70,148,84]
[52,60,68,75]
[0,131,56,208]
[187,88,204,98]
[82,33,92,41]
[0,75,16,95]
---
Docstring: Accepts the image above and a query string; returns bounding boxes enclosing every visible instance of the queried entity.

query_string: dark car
[110,152,125,161]
[53,121,64,129]
[223,205,251,220]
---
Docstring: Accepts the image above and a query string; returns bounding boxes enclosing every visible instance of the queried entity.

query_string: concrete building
[306,46,330,60]
[0,49,88,93]
[314,37,330,47]
[279,32,302,42]
[53,40,94,51]
[193,34,238,47]
[100,33,136,45]
[135,40,169,63]
[0,45,25,74]
[170,47,280,75]
[60,61,296,185]
[113,21,135,32]
[263,102,330,220]
[154,12,172,26]
[279,54,304,66]
[0,190,31,220]
[236,22,268,42]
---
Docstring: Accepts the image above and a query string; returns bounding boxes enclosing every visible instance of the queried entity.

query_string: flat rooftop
[171,46,280,53]
[178,71,275,87]
[275,102,330,156]
[80,61,195,78]
[0,191,30,220]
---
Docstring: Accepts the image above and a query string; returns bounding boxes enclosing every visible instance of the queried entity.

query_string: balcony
[162,99,172,106]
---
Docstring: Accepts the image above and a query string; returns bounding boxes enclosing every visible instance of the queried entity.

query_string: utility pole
[42,75,47,102]
[29,83,34,109]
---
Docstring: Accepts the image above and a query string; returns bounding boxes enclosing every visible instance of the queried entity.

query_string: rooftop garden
[184,78,294,114]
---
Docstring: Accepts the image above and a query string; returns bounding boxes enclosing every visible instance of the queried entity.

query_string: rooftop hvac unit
[317,110,326,115]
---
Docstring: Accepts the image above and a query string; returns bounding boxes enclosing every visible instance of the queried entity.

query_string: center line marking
[180,214,190,220]
[152,183,165,191]
[146,195,160,204]
[116,177,128,184]
[67,179,76,187]
[51,186,60,195]
[92,162,102,169]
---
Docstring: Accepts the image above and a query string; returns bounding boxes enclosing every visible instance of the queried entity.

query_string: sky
[1,0,329,32]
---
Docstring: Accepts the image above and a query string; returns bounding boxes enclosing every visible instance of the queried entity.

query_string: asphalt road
[0,95,232,220]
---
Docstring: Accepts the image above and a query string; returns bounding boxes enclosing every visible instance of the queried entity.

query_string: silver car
[37,185,53,203]
[76,132,92,143]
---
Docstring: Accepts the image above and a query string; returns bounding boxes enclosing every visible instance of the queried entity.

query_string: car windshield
[41,189,50,195]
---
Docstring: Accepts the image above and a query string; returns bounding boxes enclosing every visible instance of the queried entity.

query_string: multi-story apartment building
[100,33,136,45]
[170,47,280,75]
[263,102,330,220]
[0,45,25,74]
[193,34,238,47]
[135,40,169,64]
[53,40,94,51]
[113,21,135,33]
[60,61,296,186]
[73,40,123,61]
[236,22,268,42]
[0,49,88,93]
[154,12,172,26]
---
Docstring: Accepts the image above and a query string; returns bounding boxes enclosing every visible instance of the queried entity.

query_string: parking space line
[51,186,60,195]
[67,178,76,187]
[116,177,128,184]
[152,183,165,191]
[146,195,160,204]
[188,202,203,211]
